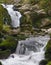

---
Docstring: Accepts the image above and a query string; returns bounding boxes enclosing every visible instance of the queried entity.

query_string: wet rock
[39,60,47,65]
[0,62,2,65]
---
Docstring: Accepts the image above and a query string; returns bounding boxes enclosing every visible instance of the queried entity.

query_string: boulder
[47,28,51,34]
[41,18,51,27]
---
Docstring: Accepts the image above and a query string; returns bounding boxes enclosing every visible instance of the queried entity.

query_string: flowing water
[2,4,22,28]
[0,35,50,65]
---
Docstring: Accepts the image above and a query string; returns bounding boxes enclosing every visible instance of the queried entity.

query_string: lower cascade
[2,4,22,28]
[0,35,50,65]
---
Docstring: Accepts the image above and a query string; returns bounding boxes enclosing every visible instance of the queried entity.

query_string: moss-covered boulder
[0,36,18,53]
[0,5,11,28]
[46,61,51,65]
[45,39,51,61]
[3,24,11,33]
[0,49,11,59]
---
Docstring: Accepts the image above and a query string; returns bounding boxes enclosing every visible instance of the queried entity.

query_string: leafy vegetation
[45,39,51,61]
[46,61,51,65]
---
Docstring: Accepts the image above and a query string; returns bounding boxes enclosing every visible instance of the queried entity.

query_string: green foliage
[0,5,11,24]
[17,34,27,40]
[39,0,51,11]
[20,14,32,31]
[45,39,51,61]
[46,61,51,65]
[3,25,11,32]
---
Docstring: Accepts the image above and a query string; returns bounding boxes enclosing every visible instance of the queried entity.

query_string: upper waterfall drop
[2,4,22,28]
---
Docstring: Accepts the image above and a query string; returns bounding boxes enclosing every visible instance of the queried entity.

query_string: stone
[47,28,51,34]
[41,18,51,27]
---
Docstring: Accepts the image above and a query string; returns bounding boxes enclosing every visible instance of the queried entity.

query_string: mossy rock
[0,49,11,59]
[17,34,27,40]
[20,14,32,31]
[3,24,11,33]
[0,5,11,26]
[46,61,51,65]
[0,36,18,53]
[45,39,51,61]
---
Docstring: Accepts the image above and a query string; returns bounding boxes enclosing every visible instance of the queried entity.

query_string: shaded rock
[48,10,51,16]
[0,50,11,59]
[39,60,47,65]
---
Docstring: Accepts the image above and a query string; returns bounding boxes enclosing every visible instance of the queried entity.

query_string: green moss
[20,14,32,31]
[0,36,18,53]
[45,39,51,61]
[3,25,11,32]
[39,0,51,11]
[46,61,51,65]
[0,5,11,24]
[17,34,27,40]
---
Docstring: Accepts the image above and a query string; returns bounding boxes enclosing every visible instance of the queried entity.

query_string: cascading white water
[2,4,22,28]
[0,35,50,65]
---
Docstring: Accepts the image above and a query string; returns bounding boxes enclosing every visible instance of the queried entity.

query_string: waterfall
[0,35,50,65]
[2,4,22,28]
